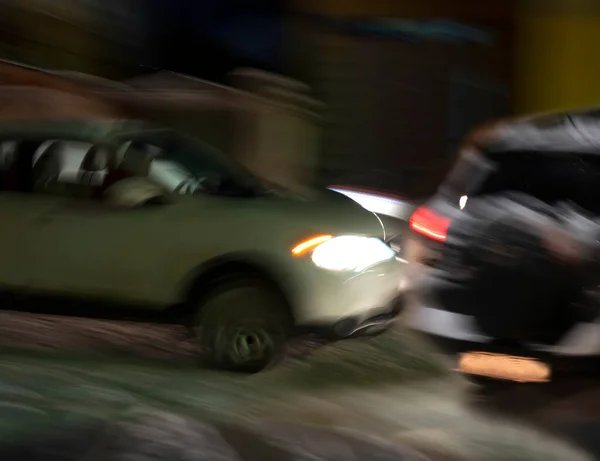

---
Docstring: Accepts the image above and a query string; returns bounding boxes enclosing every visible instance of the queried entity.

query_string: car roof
[0,118,153,143]
[464,106,600,155]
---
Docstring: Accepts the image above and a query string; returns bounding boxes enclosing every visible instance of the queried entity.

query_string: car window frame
[0,135,112,200]
[108,129,265,197]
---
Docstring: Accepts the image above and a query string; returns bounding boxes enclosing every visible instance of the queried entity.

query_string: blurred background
[2,2,600,459]
[0,0,597,200]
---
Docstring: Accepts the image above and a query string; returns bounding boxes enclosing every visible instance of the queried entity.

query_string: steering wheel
[173,178,200,195]
[174,176,218,195]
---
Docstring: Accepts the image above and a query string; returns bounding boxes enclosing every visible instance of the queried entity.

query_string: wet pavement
[468,379,600,456]
[0,310,595,460]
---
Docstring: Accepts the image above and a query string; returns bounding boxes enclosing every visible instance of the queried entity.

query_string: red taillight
[409,206,451,242]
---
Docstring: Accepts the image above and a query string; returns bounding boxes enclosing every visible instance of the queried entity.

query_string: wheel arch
[180,252,298,322]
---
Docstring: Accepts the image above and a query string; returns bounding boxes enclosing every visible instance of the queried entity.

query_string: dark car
[403,107,600,383]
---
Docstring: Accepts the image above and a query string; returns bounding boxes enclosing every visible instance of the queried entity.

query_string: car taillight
[409,206,451,242]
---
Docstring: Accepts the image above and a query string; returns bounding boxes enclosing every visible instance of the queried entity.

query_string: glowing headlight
[310,236,395,272]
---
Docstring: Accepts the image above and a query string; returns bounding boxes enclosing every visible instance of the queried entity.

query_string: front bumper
[293,256,405,325]
[299,294,404,339]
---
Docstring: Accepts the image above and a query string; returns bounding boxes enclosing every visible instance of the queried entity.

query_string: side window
[0,139,40,193]
[0,138,110,199]
[0,141,16,170]
[34,140,110,197]
[439,148,495,198]
[115,141,204,194]
[148,140,235,195]
[147,144,196,193]
[475,152,600,214]
[103,140,157,191]
[111,136,230,195]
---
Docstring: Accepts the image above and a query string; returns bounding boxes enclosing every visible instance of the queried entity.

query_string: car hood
[283,187,386,237]
[172,188,386,241]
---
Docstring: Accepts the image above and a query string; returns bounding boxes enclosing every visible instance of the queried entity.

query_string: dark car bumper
[421,332,600,382]
[405,257,600,382]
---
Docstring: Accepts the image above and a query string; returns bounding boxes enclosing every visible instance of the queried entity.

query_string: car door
[0,191,58,289]
[0,139,60,289]
[25,135,175,307]
[28,197,175,306]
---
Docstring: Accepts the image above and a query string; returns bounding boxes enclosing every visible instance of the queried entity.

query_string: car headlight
[291,235,396,272]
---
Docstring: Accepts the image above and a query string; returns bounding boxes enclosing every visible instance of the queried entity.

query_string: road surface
[0,311,594,461]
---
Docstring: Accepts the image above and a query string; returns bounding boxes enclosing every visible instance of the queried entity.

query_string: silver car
[0,118,404,371]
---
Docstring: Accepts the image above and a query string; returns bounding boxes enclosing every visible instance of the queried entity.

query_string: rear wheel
[193,280,293,372]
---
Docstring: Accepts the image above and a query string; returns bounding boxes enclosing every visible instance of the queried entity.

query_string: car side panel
[27,198,178,306]
[0,192,55,288]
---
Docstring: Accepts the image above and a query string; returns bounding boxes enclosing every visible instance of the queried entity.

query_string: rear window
[475,151,600,213]
[438,149,494,198]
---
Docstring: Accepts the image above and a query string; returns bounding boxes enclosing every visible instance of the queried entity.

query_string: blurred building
[515,0,600,115]
[287,0,514,196]
[286,0,600,196]
[1,1,600,196]
[0,0,144,77]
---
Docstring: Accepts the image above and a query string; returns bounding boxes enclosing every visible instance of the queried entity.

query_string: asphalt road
[0,310,595,461]
[468,377,600,456]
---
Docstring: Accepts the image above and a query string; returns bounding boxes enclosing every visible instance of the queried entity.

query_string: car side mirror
[103,177,168,208]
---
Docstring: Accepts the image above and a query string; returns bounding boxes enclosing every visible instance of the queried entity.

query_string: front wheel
[193,281,293,372]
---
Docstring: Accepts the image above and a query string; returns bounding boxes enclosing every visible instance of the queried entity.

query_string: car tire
[193,280,294,373]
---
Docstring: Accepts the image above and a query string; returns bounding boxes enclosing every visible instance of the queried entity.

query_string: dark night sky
[145,0,285,82]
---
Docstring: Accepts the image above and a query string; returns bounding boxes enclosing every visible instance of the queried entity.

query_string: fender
[180,251,300,320]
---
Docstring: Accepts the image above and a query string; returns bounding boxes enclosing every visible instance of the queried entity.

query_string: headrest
[32,142,63,192]
[118,142,152,177]
[80,144,108,172]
